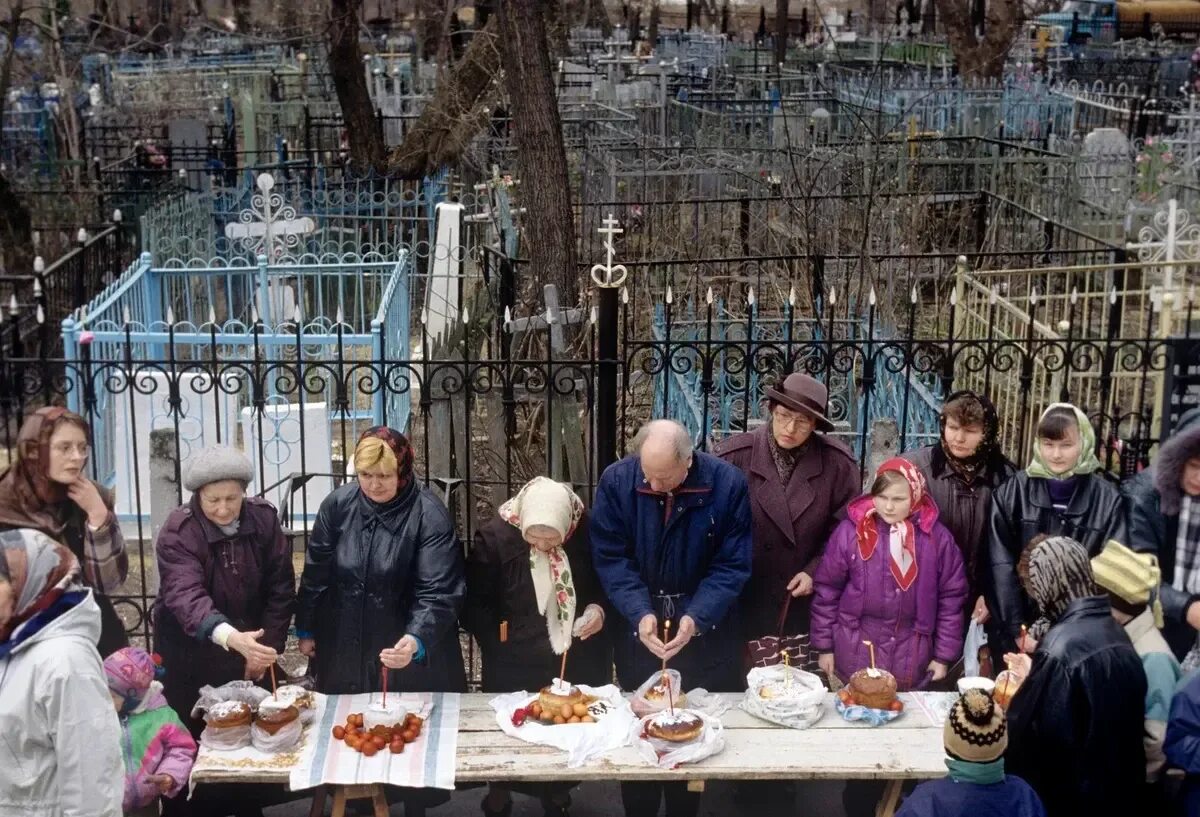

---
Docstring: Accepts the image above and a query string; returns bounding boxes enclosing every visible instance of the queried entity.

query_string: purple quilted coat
[810,494,968,689]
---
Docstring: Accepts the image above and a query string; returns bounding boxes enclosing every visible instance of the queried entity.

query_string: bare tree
[934,0,1022,79]
[0,0,31,273]
[233,0,252,31]
[498,0,579,305]
[328,0,387,171]
[774,0,789,64]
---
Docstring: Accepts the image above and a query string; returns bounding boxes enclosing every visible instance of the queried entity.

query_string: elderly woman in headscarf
[465,476,610,817]
[1003,535,1145,817]
[296,427,466,695]
[152,445,295,741]
[986,403,1127,657]
[0,528,124,817]
[0,407,128,655]
[904,390,1016,628]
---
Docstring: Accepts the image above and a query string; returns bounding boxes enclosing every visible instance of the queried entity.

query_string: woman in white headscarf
[464,476,610,817]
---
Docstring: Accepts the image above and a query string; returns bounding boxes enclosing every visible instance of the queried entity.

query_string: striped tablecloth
[289,693,460,791]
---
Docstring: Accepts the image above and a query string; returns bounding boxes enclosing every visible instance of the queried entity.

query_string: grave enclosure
[0,24,1198,669]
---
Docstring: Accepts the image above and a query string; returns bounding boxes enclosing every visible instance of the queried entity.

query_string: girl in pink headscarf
[811,457,968,689]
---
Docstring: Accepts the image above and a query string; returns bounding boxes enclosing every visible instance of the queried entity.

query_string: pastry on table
[254,701,300,735]
[759,680,806,700]
[846,667,899,710]
[274,685,316,723]
[200,700,253,750]
[993,669,1024,709]
[644,710,704,743]
[538,678,586,711]
[643,673,688,708]
[364,700,408,731]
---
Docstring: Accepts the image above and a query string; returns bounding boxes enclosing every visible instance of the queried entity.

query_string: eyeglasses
[50,442,89,456]
[773,409,815,431]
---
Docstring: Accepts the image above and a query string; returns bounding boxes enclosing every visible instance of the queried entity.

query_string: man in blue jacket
[592,419,752,817]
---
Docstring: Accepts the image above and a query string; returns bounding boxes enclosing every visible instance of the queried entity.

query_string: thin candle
[782,650,791,691]
[381,665,388,708]
[269,664,277,699]
[559,648,569,685]
[1020,624,1028,652]
[862,640,876,670]
[661,619,671,678]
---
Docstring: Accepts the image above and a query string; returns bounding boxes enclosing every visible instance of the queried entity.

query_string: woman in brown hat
[715,372,859,666]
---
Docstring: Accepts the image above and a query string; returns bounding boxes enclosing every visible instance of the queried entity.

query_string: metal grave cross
[590,214,628,288]
[1126,198,1200,338]
[224,173,317,260]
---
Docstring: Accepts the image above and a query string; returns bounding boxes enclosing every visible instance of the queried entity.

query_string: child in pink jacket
[104,647,198,817]
[812,457,968,689]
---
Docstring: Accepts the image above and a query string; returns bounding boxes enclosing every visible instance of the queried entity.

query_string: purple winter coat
[152,495,296,733]
[810,495,968,689]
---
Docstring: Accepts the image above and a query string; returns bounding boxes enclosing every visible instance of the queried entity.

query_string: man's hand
[638,614,666,658]
[928,660,948,682]
[786,572,814,597]
[380,635,419,670]
[662,616,696,660]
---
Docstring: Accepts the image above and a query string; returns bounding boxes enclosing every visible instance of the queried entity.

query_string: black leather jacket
[1005,596,1146,817]
[985,471,1127,655]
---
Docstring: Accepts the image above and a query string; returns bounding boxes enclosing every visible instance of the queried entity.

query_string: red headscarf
[0,407,91,538]
[854,457,938,592]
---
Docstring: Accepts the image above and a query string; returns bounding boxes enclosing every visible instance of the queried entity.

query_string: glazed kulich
[254,702,300,735]
[205,700,253,728]
[539,682,585,712]
[644,674,688,708]
[274,685,315,711]
[848,667,898,710]
[645,710,704,743]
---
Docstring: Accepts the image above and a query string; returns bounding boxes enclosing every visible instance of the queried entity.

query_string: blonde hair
[353,436,398,475]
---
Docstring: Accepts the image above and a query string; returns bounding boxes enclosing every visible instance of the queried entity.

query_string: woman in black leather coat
[985,404,1126,656]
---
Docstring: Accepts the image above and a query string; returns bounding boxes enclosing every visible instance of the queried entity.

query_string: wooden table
[192,692,953,817]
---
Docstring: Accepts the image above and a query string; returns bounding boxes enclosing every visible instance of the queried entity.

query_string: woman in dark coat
[295,427,466,695]
[904,391,1016,631]
[714,373,859,661]
[1123,406,1200,659]
[465,476,609,817]
[0,407,128,655]
[985,403,1127,656]
[1002,535,1145,817]
[152,445,295,817]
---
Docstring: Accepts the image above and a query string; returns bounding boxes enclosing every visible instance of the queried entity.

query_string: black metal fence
[0,270,1196,660]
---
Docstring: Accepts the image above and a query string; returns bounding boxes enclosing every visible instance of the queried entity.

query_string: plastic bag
[191,681,270,720]
[274,685,318,725]
[630,670,688,716]
[250,715,303,753]
[630,710,725,769]
[963,620,987,678]
[740,666,825,729]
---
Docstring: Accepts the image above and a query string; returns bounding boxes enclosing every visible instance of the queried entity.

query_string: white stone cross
[590,214,628,288]
[224,173,316,260]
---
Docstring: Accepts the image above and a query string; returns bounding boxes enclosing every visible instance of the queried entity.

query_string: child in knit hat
[1091,539,1182,789]
[103,647,198,817]
[896,688,1045,817]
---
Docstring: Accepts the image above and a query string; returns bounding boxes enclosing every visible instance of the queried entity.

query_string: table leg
[686,780,706,794]
[874,779,903,817]
[370,787,389,817]
[330,787,348,817]
[309,786,328,817]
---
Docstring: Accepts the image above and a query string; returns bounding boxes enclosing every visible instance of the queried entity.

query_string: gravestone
[239,401,333,524]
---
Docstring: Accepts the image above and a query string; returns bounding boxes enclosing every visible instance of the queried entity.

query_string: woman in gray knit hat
[151,445,295,781]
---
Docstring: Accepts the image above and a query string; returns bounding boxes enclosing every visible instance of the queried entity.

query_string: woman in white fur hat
[464,476,610,817]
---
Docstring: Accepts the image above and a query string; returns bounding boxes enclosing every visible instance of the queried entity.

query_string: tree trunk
[774,0,788,64]
[647,2,659,46]
[233,0,252,31]
[934,0,1020,80]
[497,0,579,306]
[586,0,613,36]
[387,15,501,178]
[329,0,387,171]
[0,1,24,155]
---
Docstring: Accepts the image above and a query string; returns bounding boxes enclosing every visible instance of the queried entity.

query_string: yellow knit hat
[1091,539,1164,628]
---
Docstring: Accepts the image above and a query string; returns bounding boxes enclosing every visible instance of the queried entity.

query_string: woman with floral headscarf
[0,407,128,655]
[904,390,1016,626]
[811,457,968,688]
[296,427,466,695]
[0,527,124,817]
[465,476,609,817]
[985,403,1127,657]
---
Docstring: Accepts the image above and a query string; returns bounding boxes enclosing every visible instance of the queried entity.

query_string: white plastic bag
[631,670,688,716]
[490,684,637,767]
[191,681,270,719]
[964,620,988,678]
[631,710,725,769]
[250,716,303,753]
[740,666,825,729]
